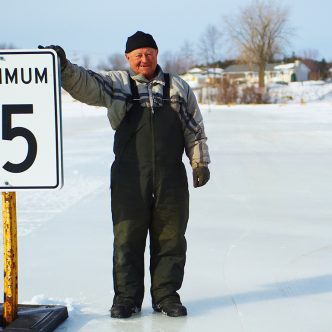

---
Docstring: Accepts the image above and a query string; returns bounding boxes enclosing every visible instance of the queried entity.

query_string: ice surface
[1,91,332,331]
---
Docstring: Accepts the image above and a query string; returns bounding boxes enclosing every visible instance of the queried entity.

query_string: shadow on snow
[187,274,332,315]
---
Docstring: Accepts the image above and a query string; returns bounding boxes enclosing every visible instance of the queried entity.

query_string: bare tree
[160,50,187,74]
[298,48,320,61]
[160,40,197,74]
[218,77,238,104]
[0,43,15,49]
[83,55,91,68]
[98,53,128,71]
[198,24,222,66]
[109,53,128,70]
[197,25,223,105]
[160,51,179,73]
[224,0,293,89]
[179,40,197,72]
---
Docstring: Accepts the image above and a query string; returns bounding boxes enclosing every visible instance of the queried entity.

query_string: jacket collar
[129,65,165,85]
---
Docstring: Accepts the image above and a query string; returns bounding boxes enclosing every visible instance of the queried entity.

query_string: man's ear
[125,53,129,60]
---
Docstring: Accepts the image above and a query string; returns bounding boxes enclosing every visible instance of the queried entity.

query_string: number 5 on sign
[2,104,37,173]
[0,50,63,190]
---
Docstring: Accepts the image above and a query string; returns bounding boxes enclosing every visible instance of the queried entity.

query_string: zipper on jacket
[148,83,156,197]
[150,109,156,197]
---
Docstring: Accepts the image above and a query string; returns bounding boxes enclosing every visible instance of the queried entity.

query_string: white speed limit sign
[0,50,63,190]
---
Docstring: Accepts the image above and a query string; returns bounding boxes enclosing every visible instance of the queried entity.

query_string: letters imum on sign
[0,67,48,85]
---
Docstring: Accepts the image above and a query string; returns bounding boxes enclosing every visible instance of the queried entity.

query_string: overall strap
[128,73,140,101]
[163,73,170,100]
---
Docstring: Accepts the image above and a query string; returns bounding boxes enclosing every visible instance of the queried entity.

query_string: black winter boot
[153,300,187,317]
[110,304,141,318]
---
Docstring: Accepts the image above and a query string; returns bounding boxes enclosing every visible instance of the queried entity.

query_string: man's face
[125,47,158,80]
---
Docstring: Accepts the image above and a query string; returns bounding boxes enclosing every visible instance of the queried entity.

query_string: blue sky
[3,0,331,67]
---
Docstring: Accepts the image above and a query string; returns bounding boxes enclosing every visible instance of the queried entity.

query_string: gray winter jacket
[61,62,210,168]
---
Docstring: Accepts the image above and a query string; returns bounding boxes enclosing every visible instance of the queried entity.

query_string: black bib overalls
[111,74,189,307]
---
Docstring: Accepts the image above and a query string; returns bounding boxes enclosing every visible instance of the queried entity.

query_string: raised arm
[39,45,112,108]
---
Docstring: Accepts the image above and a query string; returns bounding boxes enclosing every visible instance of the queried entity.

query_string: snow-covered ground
[1,91,332,331]
[268,80,332,104]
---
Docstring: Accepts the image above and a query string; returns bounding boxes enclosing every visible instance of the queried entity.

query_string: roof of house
[224,63,276,73]
[187,67,224,75]
[275,62,310,72]
[206,68,224,75]
[187,67,205,74]
[274,63,296,70]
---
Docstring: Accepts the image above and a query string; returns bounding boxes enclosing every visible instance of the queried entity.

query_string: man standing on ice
[39,31,210,318]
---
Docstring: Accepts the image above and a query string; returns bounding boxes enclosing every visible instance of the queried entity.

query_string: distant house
[223,61,310,84]
[180,67,207,89]
[180,67,224,102]
[205,68,224,84]
[180,67,224,87]
[273,60,310,82]
[223,64,277,84]
[329,67,332,79]
[180,61,310,103]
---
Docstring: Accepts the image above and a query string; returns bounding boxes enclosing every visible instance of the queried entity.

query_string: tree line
[2,0,330,88]
[98,0,330,86]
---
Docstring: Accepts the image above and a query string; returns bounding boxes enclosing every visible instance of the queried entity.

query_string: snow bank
[268,81,332,104]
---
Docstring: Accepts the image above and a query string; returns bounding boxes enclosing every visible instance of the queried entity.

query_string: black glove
[193,166,210,188]
[38,45,67,70]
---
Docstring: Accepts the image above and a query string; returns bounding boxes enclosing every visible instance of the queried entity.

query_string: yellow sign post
[1,191,18,326]
[0,50,67,331]
[1,191,68,331]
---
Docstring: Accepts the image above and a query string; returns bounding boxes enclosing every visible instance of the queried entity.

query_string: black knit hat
[125,31,158,53]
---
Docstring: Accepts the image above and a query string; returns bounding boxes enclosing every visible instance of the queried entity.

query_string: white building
[180,67,207,89]
[273,60,310,82]
[223,61,310,84]
[180,67,224,103]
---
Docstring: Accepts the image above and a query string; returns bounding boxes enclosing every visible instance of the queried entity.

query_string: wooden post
[2,192,18,326]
